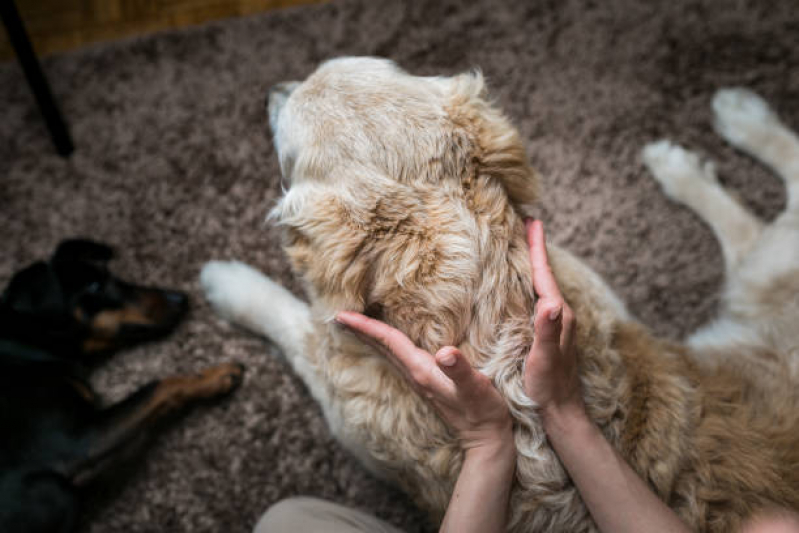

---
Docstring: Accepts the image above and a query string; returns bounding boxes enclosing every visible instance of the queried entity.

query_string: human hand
[334,312,513,454]
[524,219,585,427]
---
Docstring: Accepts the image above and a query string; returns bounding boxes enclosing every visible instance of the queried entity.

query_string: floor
[0,0,324,60]
[2,0,797,531]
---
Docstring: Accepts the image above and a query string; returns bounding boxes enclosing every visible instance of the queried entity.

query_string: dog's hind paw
[713,88,779,149]
[642,140,717,201]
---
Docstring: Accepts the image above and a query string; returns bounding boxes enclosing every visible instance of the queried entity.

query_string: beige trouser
[254,497,406,533]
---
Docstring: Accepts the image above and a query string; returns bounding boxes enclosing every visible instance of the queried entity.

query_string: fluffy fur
[201,58,799,532]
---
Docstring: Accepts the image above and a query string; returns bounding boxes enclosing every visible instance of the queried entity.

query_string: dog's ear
[0,261,67,319]
[447,70,539,217]
[272,182,372,313]
[272,178,462,325]
[52,239,115,265]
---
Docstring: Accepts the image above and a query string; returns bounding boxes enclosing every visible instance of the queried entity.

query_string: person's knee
[254,497,321,533]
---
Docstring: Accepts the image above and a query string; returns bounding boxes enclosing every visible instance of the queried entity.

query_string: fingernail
[549,306,561,321]
[439,351,457,367]
[332,315,350,330]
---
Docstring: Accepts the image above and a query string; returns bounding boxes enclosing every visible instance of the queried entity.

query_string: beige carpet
[1,0,797,531]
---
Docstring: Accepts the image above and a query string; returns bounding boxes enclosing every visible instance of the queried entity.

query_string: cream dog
[201,57,799,532]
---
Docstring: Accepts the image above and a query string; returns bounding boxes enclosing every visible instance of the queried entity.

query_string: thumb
[531,303,563,360]
[435,347,474,385]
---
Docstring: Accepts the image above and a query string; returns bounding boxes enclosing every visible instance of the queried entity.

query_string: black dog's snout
[164,290,188,308]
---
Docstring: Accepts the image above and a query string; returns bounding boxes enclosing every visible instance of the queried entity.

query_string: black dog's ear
[52,239,115,265]
[0,262,67,318]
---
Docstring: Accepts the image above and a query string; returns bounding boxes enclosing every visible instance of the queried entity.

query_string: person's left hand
[334,312,513,452]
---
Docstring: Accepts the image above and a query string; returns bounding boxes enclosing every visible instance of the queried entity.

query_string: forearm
[544,407,691,533]
[440,438,516,533]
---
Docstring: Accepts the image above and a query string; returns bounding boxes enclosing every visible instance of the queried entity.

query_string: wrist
[460,412,514,453]
[463,437,516,486]
[463,429,516,465]
[540,401,590,440]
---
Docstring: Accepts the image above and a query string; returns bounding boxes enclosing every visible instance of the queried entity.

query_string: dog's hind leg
[644,92,799,359]
[713,88,799,211]
[710,89,799,361]
[66,363,244,487]
[642,140,764,275]
[711,88,799,283]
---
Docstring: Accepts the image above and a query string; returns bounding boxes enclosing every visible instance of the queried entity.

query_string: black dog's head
[0,239,189,362]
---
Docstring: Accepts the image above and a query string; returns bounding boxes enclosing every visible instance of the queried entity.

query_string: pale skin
[336,219,799,533]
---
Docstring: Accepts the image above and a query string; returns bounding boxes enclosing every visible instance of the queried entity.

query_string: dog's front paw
[200,260,267,325]
[193,362,246,397]
[713,88,779,149]
[642,140,716,201]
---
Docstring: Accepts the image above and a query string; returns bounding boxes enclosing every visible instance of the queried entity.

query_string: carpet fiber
[1,0,797,531]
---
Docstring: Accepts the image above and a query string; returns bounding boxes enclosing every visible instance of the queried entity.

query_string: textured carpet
[1,0,798,531]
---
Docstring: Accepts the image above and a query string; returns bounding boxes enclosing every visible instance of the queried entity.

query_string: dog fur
[201,58,799,532]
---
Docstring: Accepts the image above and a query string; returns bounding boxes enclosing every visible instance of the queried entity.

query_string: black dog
[0,240,243,533]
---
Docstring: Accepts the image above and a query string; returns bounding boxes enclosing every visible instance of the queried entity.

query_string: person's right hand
[523,220,585,425]
[334,311,513,455]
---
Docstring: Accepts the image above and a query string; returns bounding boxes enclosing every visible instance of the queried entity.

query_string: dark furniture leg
[1,0,74,157]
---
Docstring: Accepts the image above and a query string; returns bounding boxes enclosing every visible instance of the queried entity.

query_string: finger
[436,347,498,407]
[335,311,433,378]
[533,301,563,346]
[526,219,562,301]
[435,347,476,389]
[560,305,577,353]
[530,302,563,364]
